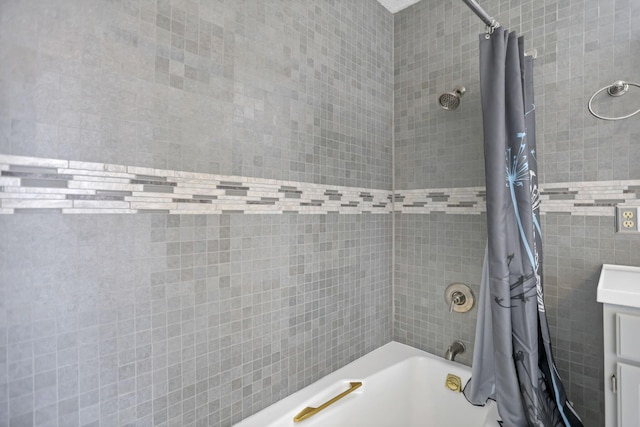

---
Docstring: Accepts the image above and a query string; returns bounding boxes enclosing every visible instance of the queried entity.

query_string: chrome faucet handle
[449,291,466,312]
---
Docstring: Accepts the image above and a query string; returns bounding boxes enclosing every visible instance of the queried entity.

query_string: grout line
[390,13,396,340]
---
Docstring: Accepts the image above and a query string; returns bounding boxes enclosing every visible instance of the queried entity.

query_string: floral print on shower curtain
[463,28,583,427]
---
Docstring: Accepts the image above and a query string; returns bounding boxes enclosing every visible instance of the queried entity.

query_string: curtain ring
[484,19,499,39]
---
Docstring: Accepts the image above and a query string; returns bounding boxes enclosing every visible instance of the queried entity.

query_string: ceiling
[376,0,421,13]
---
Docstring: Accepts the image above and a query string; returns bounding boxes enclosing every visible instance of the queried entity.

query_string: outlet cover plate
[615,206,640,234]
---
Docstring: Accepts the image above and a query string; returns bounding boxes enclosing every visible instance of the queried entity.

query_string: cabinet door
[617,314,640,363]
[618,363,640,427]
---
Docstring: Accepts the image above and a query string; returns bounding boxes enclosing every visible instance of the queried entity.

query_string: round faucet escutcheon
[444,283,475,313]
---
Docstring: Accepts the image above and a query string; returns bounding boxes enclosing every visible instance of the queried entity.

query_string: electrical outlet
[616,206,640,233]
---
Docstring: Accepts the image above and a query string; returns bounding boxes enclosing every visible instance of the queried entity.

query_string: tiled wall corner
[393,213,487,367]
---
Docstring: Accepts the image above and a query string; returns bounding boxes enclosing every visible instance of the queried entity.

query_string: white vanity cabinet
[597,264,640,427]
[603,305,640,427]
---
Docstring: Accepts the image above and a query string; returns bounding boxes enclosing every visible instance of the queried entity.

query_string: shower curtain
[463,28,583,427]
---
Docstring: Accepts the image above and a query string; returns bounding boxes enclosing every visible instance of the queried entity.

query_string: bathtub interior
[291,357,500,427]
[234,342,500,427]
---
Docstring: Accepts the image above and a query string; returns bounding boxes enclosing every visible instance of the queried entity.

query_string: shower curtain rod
[462,0,499,31]
[461,0,537,58]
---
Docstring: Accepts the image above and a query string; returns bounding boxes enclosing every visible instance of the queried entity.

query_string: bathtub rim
[233,340,484,427]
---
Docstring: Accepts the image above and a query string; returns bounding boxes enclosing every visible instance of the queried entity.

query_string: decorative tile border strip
[394,186,486,214]
[1,154,638,215]
[0,155,391,214]
[394,180,640,216]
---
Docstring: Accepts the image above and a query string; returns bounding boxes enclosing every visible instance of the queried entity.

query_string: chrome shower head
[438,86,466,111]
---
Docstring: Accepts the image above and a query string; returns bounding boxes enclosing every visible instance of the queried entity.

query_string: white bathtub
[234,341,500,427]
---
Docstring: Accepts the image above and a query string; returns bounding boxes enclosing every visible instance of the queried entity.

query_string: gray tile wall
[542,214,640,425]
[393,1,640,426]
[394,0,640,190]
[0,1,394,426]
[394,213,487,367]
[393,1,485,190]
[0,0,393,190]
[0,214,392,426]
[2,0,638,426]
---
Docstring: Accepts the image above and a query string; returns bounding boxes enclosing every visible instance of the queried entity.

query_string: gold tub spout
[293,381,363,423]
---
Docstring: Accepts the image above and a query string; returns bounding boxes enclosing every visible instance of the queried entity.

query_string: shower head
[438,86,466,111]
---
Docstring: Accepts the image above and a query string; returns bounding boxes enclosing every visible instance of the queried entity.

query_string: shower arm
[462,0,500,33]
